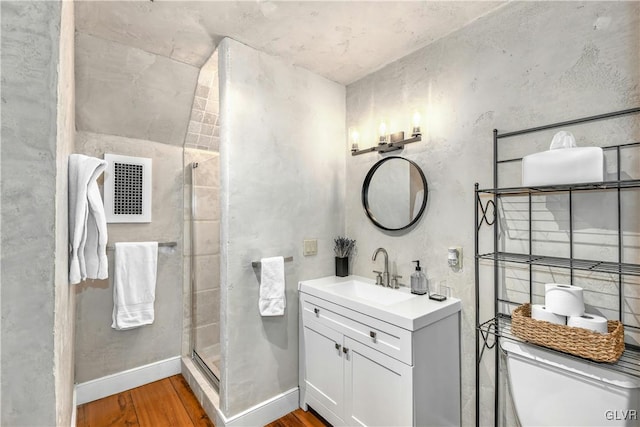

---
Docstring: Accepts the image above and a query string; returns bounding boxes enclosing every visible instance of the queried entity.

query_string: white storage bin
[522,146,604,186]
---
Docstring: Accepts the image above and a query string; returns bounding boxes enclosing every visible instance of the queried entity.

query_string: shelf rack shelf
[474,106,640,427]
[478,315,640,379]
[477,251,640,276]
[477,178,640,195]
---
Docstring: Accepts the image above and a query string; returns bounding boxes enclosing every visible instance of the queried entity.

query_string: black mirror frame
[361,156,428,231]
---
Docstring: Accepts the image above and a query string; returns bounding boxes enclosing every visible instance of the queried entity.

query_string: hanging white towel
[68,154,109,284]
[111,242,158,330]
[259,256,286,316]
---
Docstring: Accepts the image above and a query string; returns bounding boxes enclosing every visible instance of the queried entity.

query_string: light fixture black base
[351,135,422,156]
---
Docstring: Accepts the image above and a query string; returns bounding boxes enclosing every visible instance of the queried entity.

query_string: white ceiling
[75,1,505,85]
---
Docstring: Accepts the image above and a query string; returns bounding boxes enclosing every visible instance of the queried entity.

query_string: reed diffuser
[334,236,356,277]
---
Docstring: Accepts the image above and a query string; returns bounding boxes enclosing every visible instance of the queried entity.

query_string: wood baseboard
[216,387,299,427]
[75,356,182,405]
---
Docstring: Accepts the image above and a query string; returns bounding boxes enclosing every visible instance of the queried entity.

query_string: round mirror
[362,156,428,231]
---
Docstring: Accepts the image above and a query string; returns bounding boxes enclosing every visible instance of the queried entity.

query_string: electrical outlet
[448,246,462,269]
[303,239,318,256]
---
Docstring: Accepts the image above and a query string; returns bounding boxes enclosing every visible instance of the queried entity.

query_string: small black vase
[335,256,349,277]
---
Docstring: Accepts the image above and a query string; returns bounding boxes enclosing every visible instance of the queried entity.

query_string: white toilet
[502,340,640,427]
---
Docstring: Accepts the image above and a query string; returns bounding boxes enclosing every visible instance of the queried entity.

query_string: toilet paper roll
[567,313,609,334]
[531,304,567,325]
[545,283,584,317]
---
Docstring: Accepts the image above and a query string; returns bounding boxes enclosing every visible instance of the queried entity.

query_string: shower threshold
[192,349,220,392]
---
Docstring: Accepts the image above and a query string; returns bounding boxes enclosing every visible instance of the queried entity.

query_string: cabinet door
[303,319,344,420]
[344,337,413,427]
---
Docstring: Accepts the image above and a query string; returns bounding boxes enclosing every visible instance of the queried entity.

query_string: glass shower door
[190,156,221,388]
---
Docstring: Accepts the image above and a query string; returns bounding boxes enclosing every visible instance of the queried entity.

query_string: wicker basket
[511,303,625,363]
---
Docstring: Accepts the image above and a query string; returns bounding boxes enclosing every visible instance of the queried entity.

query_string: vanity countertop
[298,275,461,331]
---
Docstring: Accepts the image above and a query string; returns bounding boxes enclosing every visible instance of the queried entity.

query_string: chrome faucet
[372,247,389,287]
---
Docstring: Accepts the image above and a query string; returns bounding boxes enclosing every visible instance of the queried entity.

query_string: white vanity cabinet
[298,277,461,427]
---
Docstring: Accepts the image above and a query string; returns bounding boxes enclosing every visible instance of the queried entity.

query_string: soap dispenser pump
[411,260,428,295]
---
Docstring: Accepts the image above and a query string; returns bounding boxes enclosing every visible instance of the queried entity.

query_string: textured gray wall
[75,32,199,146]
[218,38,346,417]
[345,2,639,425]
[74,131,184,383]
[73,29,200,383]
[1,1,74,425]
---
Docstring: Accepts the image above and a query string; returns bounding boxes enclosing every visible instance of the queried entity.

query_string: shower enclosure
[189,156,221,389]
[183,49,221,391]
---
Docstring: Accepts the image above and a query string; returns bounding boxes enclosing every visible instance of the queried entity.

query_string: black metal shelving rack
[474,107,640,427]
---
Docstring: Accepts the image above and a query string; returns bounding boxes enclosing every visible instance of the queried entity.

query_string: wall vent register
[104,154,152,223]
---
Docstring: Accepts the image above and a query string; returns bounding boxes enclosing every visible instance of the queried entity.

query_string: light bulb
[351,129,360,144]
[349,128,360,152]
[412,111,421,128]
[412,111,422,137]
[378,121,388,145]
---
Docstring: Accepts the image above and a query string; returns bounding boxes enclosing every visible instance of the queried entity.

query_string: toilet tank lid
[501,340,640,389]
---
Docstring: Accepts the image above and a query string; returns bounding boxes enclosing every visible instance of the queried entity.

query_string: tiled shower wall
[185,50,220,151]
[182,50,221,368]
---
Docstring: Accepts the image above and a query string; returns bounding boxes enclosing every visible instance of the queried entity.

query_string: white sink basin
[327,279,415,306]
[298,275,461,331]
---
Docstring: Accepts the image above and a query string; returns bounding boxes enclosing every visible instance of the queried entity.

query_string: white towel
[69,154,109,284]
[259,256,286,316]
[111,242,158,330]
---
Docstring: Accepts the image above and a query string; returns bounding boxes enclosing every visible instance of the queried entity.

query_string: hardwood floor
[77,375,213,427]
[265,408,330,427]
[77,375,328,427]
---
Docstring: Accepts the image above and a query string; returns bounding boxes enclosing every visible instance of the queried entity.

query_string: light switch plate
[303,239,318,256]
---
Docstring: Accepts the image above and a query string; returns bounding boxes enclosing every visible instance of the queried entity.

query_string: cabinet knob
[313,308,320,316]
[342,347,349,355]
[335,343,342,351]
[370,331,377,340]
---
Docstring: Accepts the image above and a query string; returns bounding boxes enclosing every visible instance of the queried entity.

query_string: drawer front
[301,294,412,365]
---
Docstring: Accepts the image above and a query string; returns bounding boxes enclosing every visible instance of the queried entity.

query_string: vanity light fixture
[351,114,422,156]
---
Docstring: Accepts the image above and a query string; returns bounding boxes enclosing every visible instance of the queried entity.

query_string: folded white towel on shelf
[111,242,158,330]
[69,154,109,285]
[259,256,286,316]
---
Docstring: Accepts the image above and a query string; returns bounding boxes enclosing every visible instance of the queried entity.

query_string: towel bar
[251,256,294,268]
[106,241,177,251]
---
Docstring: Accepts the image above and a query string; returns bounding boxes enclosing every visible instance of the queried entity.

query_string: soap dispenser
[411,260,428,295]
